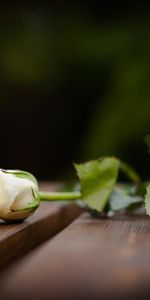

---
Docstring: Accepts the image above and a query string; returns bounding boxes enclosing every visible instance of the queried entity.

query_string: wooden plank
[0,203,81,269]
[0,182,82,269]
[1,213,150,300]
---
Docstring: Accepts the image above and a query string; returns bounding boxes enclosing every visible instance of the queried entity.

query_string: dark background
[0,3,150,180]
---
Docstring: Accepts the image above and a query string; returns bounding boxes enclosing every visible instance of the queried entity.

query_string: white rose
[0,169,39,222]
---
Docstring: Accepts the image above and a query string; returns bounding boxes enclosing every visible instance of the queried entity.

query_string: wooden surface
[1,212,150,300]
[0,203,81,270]
[0,183,82,269]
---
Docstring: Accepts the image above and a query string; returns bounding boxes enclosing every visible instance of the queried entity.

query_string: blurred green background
[0,3,150,180]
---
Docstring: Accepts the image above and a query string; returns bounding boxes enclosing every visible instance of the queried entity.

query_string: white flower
[0,169,39,222]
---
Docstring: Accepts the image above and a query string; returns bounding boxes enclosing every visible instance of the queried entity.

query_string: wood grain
[1,213,150,300]
[0,203,82,269]
[0,182,82,269]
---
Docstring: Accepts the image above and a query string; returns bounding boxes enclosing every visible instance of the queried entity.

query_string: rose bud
[0,169,39,222]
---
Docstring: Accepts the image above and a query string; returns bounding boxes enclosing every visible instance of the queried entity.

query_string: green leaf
[74,157,120,212]
[119,162,140,183]
[109,187,143,212]
[145,184,150,216]
[145,135,150,152]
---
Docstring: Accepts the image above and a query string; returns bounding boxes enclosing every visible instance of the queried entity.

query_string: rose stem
[39,191,81,201]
